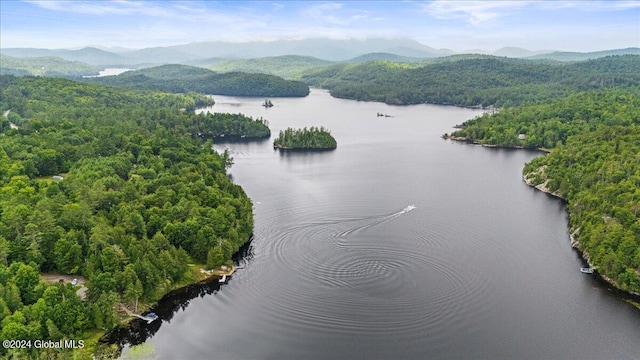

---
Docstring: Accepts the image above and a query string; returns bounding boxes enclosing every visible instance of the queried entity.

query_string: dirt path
[41,273,88,285]
[41,273,89,300]
[3,109,19,129]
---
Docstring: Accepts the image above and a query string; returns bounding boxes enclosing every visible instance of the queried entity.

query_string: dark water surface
[118,90,640,359]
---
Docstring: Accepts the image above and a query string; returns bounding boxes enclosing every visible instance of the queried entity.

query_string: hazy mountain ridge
[492,47,549,58]
[2,39,639,82]
[527,47,640,61]
[346,53,426,63]
[0,38,458,65]
[168,38,450,61]
[2,40,638,67]
[1,47,127,65]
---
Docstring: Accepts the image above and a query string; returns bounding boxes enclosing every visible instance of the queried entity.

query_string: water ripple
[246,204,495,337]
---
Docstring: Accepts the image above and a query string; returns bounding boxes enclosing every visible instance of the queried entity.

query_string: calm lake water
[116,89,640,359]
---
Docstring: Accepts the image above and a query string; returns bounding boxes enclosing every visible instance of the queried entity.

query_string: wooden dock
[123,308,158,323]
[216,265,236,283]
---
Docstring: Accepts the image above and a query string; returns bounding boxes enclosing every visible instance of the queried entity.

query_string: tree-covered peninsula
[194,112,270,139]
[273,127,337,150]
[301,55,640,107]
[0,75,255,358]
[450,88,640,295]
[85,64,310,97]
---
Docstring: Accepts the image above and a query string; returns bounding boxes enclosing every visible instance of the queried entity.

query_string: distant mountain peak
[492,46,549,58]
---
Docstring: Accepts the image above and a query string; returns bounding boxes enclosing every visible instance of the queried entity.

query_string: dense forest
[449,89,639,148]
[85,64,310,97]
[200,55,334,80]
[302,55,640,107]
[0,76,255,358]
[273,127,337,150]
[451,88,640,294]
[194,112,270,139]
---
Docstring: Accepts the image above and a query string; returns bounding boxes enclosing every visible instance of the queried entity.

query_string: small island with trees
[273,126,337,150]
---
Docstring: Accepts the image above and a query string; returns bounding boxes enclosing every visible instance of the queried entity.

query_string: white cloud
[302,2,364,26]
[422,1,530,25]
[302,2,345,18]
[537,0,640,11]
[24,0,179,17]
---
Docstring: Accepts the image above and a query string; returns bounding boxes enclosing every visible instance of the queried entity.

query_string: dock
[123,308,159,323]
[216,265,236,283]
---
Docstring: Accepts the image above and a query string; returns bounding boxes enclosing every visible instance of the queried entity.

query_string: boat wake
[335,204,417,238]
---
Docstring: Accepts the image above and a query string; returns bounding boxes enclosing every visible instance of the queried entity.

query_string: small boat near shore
[580,267,595,274]
[144,312,158,323]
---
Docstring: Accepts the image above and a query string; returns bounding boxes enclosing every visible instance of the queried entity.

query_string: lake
[116,89,640,359]
[82,68,132,78]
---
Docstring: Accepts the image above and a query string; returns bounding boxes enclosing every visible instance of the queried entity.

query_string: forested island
[302,55,640,107]
[84,64,310,97]
[0,75,256,358]
[273,127,337,150]
[450,88,640,295]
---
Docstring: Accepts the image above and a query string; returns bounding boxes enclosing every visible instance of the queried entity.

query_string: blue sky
[1,0,639,51]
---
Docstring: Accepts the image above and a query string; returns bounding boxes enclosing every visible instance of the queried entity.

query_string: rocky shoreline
[522,168,640,303]
[446,132,640,304]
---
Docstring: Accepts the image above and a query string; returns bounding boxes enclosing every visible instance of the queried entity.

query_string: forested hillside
[451,89,640,294]
[0,76,256,357]
[302,55,640,107]
[0,55,101,78]
[201,55,333,80]
[86,64,310,97]
[527,47,640,61]
[449,89,639,148]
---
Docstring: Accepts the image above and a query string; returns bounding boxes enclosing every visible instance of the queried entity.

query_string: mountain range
[1,38,449,65]
[4,38,636,68]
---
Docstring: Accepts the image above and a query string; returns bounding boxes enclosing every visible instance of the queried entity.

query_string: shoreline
[323,89,500,111]
[446,135,640,307]
[443,134,551,153]
[273,145,336,151]
[522,170,640,306]
[121,264,235,316]
[97,264,238,351]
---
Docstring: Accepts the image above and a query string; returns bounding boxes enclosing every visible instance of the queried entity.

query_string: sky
[1,0,639,52]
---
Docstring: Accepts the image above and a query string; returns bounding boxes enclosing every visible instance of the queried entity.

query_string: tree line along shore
[450,88,640,296]
[0,75,256,358]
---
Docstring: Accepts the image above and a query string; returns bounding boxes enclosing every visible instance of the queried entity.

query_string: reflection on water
[102,239,254,354]
[102,280,219,349]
